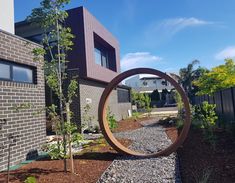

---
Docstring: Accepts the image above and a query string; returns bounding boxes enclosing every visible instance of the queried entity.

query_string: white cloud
[155,17,212,34]
[215,46,235,60]
[121,52,162,71]
[144,17,213,47]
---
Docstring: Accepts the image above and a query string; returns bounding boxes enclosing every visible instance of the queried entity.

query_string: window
[161,80,167,86]
[143,81,148,86]
[94,47,109,68]
[13,66,33,83]
[117,88,130,103]
[93,32,117,71]
[0,63,10,79]
[0,60,35,84]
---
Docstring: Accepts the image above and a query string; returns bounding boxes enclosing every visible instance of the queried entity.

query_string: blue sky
[14,0,235,73]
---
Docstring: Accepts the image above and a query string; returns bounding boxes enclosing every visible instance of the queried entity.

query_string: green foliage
[194,59,235,95]
[176,118,184,130]
[24,176,37,183]
[132,112,140,121]
[174,91,184,118]
[42,143,64,159]
[32,47,45,62]
[179,60,199,98]
[179,60,208,102]
[193,102,218,146]
[106,107,117,131]
[193,102,218,129]
[151,89,160,101]
[42,121,83,159]
[82,104,95,131]
[28,0,79,171]
[131,90,151,110]
[67,79,78,103]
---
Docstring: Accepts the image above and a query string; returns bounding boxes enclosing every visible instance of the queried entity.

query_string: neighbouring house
[0,0,46,171]
[125,73,180,106]
[15,7,132,132]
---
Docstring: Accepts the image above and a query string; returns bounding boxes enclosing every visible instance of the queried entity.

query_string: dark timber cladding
[66,7,120,82]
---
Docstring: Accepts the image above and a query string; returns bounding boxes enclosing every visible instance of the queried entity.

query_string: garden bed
[0,138,131,183]
[113,117,152,133]
[0,117,154,183]
[165,125,235,183]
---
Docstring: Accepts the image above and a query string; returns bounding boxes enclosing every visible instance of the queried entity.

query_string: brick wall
[79,79,131,129]
[0,30,46,171]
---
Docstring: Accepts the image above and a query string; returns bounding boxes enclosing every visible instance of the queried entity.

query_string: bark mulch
[113,117,151,133]
[165,126,235,183]
[0,138,131,183]
[0,117,151,183]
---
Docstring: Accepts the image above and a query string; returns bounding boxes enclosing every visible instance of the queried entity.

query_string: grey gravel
[97,120,181,183]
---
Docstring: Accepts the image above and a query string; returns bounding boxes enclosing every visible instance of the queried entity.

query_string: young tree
[28,0,78,173]
[194,59,235,95]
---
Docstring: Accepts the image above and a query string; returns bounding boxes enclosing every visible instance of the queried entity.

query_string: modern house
[0,0,46,171]
[125,73,179,93]
[15,7,131,131]
[125,73,179,107]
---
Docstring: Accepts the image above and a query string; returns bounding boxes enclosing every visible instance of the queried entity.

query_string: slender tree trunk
[66,103,74,174]
[56,10,67,172]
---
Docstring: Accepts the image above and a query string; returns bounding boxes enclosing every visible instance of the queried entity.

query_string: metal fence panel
[221,88,234,121]
[208,95,214,104]
[214,91,223,117]
[194,87,235,123]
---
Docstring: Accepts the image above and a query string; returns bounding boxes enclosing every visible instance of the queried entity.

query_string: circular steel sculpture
[98,68,191,157]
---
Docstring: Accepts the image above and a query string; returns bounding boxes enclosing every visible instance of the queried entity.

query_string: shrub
[82,104,95,131]
[106,107,117,131]
[24,176,37,183]
[176,118,184,130]
[193,101,218,146]
[193,102,218,129]
[132,112,140,121]
[174,91,184,117]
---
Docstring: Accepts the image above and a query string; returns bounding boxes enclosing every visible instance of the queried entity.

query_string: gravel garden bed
[98,120,181,183]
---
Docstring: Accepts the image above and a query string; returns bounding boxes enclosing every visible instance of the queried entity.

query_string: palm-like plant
[179,60,200,102]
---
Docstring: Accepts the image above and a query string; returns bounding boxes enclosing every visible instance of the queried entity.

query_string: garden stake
[6,134,19,183]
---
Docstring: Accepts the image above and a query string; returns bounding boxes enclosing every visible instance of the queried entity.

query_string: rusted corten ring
[98,68,191,157]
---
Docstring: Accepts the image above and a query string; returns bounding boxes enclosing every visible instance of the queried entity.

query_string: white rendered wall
[0,0,14,34]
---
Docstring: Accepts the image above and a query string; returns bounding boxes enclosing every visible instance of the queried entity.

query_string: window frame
[94,46,109,69]
[0,60,36,84]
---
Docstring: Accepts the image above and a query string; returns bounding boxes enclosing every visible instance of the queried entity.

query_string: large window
[117,88,131,103]
[93,32,117,71]
[0,60,35,84]
[94,47,109,68]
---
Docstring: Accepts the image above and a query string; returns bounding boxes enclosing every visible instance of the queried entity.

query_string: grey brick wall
[79,79,131,129]
[0,30,46,171]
